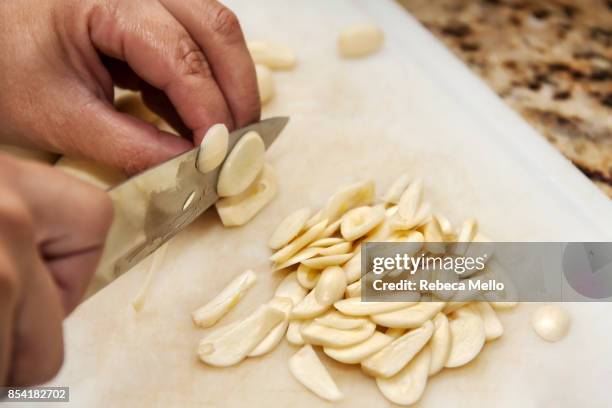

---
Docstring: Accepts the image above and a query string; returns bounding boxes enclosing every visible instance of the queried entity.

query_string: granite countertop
[398,0,612,198]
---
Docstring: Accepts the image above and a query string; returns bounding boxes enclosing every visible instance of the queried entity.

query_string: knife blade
[89,117,289,295]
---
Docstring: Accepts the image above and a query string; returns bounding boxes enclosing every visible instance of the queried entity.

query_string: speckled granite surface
[398,0,612,197]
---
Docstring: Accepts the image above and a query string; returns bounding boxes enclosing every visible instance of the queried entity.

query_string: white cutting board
[43,1,612,407]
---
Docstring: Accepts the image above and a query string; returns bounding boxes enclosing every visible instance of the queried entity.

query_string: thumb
[63,98,192,175]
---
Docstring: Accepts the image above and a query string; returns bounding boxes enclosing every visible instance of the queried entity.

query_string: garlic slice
[268,207,312,250]
[345,279,362,298]
[270,219,327,265]
[382,173,410,205]
[340,205,385,241]
[313,266,347,306]
[286,320,306,345]
[308,237,345,248]
[132,242,168,311]
[334,298,419,316]
[216,164,277,226]
[317,242,352,256]
[397,178,423,220]
[320,179,375,224]
[362,321,434,378]
[473,302,503,341]
[390,202,431,231]
[531,305,570,342]
[197,124,229,173]
[453,219,477,256]
[371,302,445,329]
[304,209,324,229]
[289,345,343,402]
[320,219,342,238]
[435,214,455,239]
[198,303,285,367]
[274,246,320,271]
[343,250,362,284]
[217,131,265,197]
[192,270,257,328]
[249,297,292,357]
[324,331,393,364]
[428,313,451,376]
[302,253,352,269]
[297,264,321,289]
[248,41,297,70]
[274,272,308,305]
[291,290,329,319]
[445,306,486,368]
[255,64,275,104]
[301,320,376,347]
[376,346,431,406]
[314,310,368,330]
[423,218,445,255]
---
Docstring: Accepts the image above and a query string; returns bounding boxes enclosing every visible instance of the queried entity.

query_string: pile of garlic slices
[194,175,518,406]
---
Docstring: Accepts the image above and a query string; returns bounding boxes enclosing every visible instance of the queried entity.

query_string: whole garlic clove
[531,304,570,342]
[268,207,312,250]
[217,130,265,197]
[376,346,431,406]
[288,345,343,402]
[338,24,384,59]
[197,123,229,173]
[445,306,486,368]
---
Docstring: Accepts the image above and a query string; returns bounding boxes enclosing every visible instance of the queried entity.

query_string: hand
[0,154,113,386]
[0,0,260,175]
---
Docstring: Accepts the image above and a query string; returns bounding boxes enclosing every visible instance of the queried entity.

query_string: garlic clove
[338,24,384,59]
[452,218,477,256]
[296,263,321,289]
[531,304,570,342]
[371,302,445,329]
[300,320,376,347]
[435,213,455,240]
[274,271,308,306]
[291,290,329,319]
[248,41,297,70]
[301,253,352,269]
[255,64,275,104]
[268,207,312,250]
[217,131,265,197]
[313,266,347,306]
[249,297,293,357]
[334,298,419,316]
[428,313,451,376]
[192,270,257,328]
[324,331,393,364]
[445,306,486,368]
[376,346,431,406]
[473,302,503,341]
[362,321,434,378]
[288,345,343,402]
[197,123,229,173]
[340,205,385,241]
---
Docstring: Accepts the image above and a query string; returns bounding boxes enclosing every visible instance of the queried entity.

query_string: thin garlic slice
[132,242,168,311]
[531,305,570,342]
[198,303,285,367]
[297,264,321,289]
[382,173,410,205]
[301,320,376,347]
[249,297,292,357]
[435,214,455,239]
[423,218,445,255]
[320,219,342,238]
[345,279,362,298]
[317,242,352,256]
[314,310,368,330]
[397,178,423,220]
[362,321,434,378]
[453,219,477,256]
[445,306,486,368]
[274,246,320,271]
[371,302,445,329]
[309,237,345,248]
[216,164,277,226]
[289,345,343,402]
[334,298,419,316]
[192,270,257,328]
[390,202,431,231]
[320,179,375,224]
[274,272,308,306]
[340,205,385,241]
[376,346,431,406]
[248,41,297,70]
[197,124,229,173]
[291,290,329,319]
[428,313,451,376]
[286,320,306,345]
[313,266,347,306]
[301,253,352,269]
[217,131,265,197]
[343,250,362,284]
[473,302,503,341]
[268,207,312,250]
[324,332,393,364]
[270,219,327,265]
[255,64,275,104]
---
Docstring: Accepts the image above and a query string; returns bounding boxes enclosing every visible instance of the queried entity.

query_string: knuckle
[175,36,213,79]
[0,189,33,235]
[208,4,241,38]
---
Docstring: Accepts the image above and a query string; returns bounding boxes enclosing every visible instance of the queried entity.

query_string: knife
[88,117,289,295]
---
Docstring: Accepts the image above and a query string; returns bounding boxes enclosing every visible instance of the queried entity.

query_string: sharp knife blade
[89,117,289,295]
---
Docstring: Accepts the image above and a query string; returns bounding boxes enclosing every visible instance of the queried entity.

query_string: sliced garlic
[531,305,570,342]
[338,24,384,59]
[288,345,343,402]
[268,207,312,250]
[371,302,445,329]
[453,219,477,256]
[255,64,275,104]
[345,279,362,298]
[301,253,352,269]
[340,205,385,241]
[274,246,320,271]
[397,178,423,220]
[390,202,431,231]
[274,272,308,306]
[270,219,327,265]
[334,298,419,316]
[435,213,454,239]
[362,321,434,378]
[489,301,519,310]
[382,173,410,205]
[297,264,321,289]
[343,250,362,284]
[304,208,324,229]
[301,319,376,347]
[192,270,257,328]
[248,41,297,70]
[473,302,503,341]
[217,131,265,197]
[324,331,393,364]
[313,266,347,306]
[376,346,431,406]
[291,290,329,319]
[423,218,445,255]
[197,124,229,173]
[216,164,277,227]
[428,313,451,376]
[445,306,485,368]
[314,310,368,330]
[198,303,285,367]
[320,218,342,238]
[320,179,375,224]
[385,327,406,339]
[308,237,345,248]
[249,297,292,357]
[317,242,352,256]
[131,242,168,311]
[286,320,305,345]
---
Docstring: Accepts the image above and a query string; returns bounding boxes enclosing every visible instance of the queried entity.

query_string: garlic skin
[197,124,229,173]
[531,305,570,342]
[217,130,265,197]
